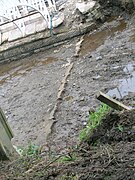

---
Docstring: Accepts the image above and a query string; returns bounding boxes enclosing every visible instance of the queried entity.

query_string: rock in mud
[76,0,96,14]
[76,0,104,23]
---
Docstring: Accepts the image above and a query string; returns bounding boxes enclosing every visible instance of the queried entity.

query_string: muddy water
[108,64,135,99]
[0,57,58,85]
[80,20,127,56]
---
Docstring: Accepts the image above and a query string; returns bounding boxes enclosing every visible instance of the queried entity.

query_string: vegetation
[15,143,42,157]
[79,103,111,141]
[1,108,134,180]
[117,124,124,132]
[59,175,78,180]
[59,154,77,163]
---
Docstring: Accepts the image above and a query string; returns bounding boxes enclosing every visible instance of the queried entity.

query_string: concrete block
[35,20,47,33]
[8,28,22,42]
[25,23,36,35]
[52,12,64,28]
[76,1,96,14]
[1,32,8,43]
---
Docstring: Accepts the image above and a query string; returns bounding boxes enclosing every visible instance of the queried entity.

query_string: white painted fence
[0,0,64,43]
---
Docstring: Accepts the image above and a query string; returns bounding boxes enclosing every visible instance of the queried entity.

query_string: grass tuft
[15,143,41,157]
[59,154,77,163]
[79,103,111,141]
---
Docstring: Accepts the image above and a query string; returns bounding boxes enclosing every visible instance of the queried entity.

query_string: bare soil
[0,0,134,148]
[0,109,134,179]
[0,1,135,179]
[47,15,135,152]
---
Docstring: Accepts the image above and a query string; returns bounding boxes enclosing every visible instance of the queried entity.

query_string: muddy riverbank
[47,15,135,151]
[0,43,76,146]
[0,13,135,148]
[0,1,135,179]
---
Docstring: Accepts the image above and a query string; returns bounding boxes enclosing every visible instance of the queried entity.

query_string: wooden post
[133,0,135,6]
[96,91,132,111]
[0,108,15,160]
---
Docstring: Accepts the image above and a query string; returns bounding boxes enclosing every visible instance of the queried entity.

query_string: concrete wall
[0,23,96,64]
[0,13,48,44]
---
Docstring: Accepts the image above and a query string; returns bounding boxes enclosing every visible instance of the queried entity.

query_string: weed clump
[15,143,42,157]
[59,154,77,163]
[79,104,111,141]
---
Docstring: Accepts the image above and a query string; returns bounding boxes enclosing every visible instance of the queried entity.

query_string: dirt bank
[43,110,135,180]
[0,109,134,179]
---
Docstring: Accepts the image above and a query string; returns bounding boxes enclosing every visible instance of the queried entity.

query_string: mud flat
[48,16,135,151]
[0,1,135,179]
[0,15,135,147]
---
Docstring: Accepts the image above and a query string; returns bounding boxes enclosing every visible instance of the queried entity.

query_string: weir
[0,0,64,43]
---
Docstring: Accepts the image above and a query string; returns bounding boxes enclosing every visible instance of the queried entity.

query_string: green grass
[79,103,111,141]
[15,143,42,157]
[59,175,78,180]
[116,124,124,132]
[59,153,77,163]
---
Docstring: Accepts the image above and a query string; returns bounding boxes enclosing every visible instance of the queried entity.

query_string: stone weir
[0,0,105,64]
[0,0,135,63]
[0,23,97,64]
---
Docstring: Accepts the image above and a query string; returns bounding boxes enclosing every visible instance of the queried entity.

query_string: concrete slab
[52,13,64,28]
[8,29,22,42]
[35,20,47,32]
[76,1,96,14]
[1,32,8,43]
[25,23,36,36]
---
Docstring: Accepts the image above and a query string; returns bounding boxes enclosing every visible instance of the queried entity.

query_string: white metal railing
[0,0,57,36]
